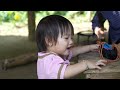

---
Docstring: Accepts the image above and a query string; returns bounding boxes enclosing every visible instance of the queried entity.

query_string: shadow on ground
[0,35,37,79]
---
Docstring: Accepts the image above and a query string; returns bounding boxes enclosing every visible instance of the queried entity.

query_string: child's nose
[69,39,74,46]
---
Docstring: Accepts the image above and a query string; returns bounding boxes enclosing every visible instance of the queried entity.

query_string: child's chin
[63,50,69,56]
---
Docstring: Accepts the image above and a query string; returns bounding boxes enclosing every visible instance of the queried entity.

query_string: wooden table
[78,51,120,79]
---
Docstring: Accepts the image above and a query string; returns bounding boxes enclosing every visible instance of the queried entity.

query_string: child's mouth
[67,45,74,50]
[67,47,71,50]
[67,47,70,49]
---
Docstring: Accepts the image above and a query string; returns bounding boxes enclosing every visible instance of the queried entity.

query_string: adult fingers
[99,30,104,35]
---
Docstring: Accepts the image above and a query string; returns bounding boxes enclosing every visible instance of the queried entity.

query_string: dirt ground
[0,61,37,79]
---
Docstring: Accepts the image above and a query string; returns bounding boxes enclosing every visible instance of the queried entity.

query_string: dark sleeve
[91,11,106,32]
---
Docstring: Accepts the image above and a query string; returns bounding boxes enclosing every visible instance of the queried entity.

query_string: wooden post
[28,11,36,41]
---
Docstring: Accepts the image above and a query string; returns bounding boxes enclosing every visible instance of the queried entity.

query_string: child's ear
[45,37,52,47]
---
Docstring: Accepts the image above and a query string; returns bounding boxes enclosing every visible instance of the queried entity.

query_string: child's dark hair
[36,15,74,52]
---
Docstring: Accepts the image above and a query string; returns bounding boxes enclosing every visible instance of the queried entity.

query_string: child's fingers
[95,66,102,69]
[96,62,106,66]
[90,44,100,51]
[96,60,107,63]
[96,60,107,66]
[94,44,99,48]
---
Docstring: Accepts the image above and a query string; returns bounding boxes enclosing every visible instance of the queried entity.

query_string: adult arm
[70,44,98,57]
[92,11,106,38]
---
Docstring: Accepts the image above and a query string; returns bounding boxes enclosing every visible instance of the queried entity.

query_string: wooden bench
[78,51,120,79]
[77,30,95,44]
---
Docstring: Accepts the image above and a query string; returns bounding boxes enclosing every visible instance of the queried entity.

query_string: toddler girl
[36,15,106,79]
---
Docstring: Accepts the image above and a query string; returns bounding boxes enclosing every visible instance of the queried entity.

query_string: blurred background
[0,11,98,60]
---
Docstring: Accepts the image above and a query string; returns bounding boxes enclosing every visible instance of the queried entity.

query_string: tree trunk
[28,11,36,41]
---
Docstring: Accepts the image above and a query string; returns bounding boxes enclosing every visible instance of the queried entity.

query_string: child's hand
[85,60,107,70]
[89,44,99,51]
[95,60,107,69]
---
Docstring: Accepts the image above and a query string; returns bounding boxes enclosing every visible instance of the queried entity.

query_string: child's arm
[64,60,106,79]
[64,60,89,79]
[70,44,98,57]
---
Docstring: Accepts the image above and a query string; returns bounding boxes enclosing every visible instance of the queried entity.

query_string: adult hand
[94,27,106,39]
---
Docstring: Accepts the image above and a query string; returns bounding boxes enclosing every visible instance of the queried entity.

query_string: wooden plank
[78,51,120,79]
[84,60,120,74]
[86,72,120,79]
[1,53,37,70]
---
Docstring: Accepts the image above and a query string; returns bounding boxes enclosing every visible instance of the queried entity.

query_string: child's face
[49,32,73,56]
